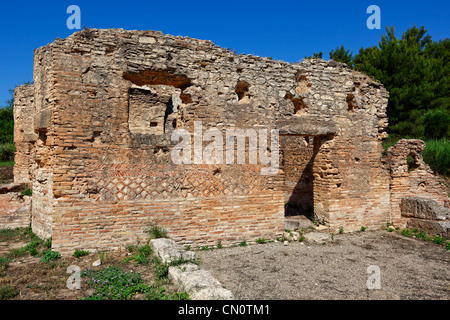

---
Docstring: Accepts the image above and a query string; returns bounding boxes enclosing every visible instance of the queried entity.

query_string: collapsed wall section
[386,139,449,227]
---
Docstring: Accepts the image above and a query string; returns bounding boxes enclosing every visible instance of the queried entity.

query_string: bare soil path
[197,230,450,300]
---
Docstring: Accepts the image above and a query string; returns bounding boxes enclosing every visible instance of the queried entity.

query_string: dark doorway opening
[281,135,321,219]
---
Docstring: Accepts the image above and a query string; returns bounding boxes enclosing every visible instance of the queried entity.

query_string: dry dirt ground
[1,228,449,300]
[197,230,450,300]
[0,232,178,300]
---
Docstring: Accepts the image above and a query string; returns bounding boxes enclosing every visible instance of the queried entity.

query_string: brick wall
[13,28,395,253]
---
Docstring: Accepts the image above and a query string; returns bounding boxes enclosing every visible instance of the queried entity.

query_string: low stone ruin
[150,238,234,299]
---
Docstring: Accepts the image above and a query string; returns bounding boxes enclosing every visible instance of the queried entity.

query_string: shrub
[21,188,32,196]
[256,238,266,244]
[401,229,412,237]
[147,224,168,239]
[73,249,90,258]
[432,236,445,245]
[421,109,450,140]
[40,249,61,262]
[44,237,52,249]
[239,240,247,247]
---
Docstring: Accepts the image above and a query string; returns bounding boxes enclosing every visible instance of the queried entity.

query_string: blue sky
[0,0,448,105]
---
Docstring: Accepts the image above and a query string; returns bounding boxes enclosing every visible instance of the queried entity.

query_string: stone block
[406,218,450,239]
[400,196,450,221]
[150,238,196,264]
[168,263,234,300]
[303,232,331,244]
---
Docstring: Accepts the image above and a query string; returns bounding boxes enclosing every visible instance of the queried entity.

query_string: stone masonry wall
[13,83,36,184]
[14,28,392,253]
[386,139,449,227]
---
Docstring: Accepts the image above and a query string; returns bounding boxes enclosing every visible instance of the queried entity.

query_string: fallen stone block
[189,287,235,300]
[406,218,450,239]
[285,215,314,231]
[149,238,196,264]
[400,197,450,221]
[303,232,331,244]
[283,231,300,242]
[168,263,234,300]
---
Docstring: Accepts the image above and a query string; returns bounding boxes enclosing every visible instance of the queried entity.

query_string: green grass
[422,139,450,177]
[82,266,151,300]
[1,226,57,263]
[0,286,19,300]
[0,227,189,300]
[147,224,168,239]
[128,244,152,265]
[0,256,13,270]
[0,228,23,241]
[21,188,32,196]
[396,227,449,250]
[73,249,90,258]
[40,249,61,263]
[0,160,14,167]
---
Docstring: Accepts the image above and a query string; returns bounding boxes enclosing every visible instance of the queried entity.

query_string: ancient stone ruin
[2,28,448,254]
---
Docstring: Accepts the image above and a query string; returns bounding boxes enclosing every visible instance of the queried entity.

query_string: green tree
[422,109,450,139]
[304,52,323,59]
[0,89,14,144]
[329,45,354,68]
[352,25,450,138]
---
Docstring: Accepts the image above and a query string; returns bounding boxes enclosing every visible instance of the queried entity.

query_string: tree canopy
[328,25,449,139]
[0,90,14,144]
